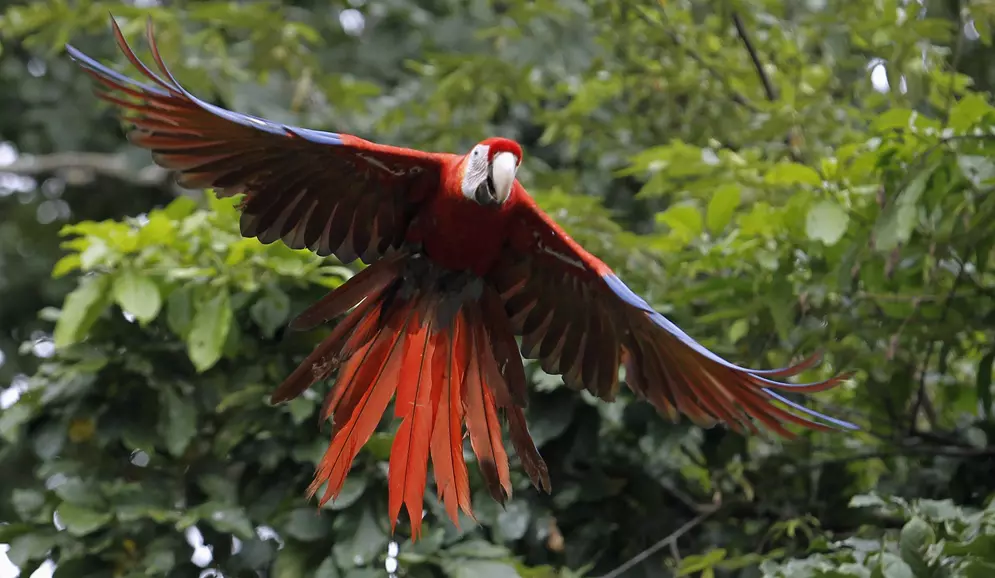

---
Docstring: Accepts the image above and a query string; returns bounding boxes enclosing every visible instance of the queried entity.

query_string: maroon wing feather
[492,187,858,438]
[66,18,453,264]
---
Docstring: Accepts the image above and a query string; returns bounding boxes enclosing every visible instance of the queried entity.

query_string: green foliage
[761,495,995,577]
[2,0,995,577]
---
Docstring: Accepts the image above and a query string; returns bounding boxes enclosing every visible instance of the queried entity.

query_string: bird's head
[461,137,522,206]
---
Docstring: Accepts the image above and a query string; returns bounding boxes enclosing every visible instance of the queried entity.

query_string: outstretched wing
[67,18,451,264]
[492,185,857,438]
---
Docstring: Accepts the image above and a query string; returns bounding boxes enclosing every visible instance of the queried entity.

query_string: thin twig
[730,10,804,163]
[731,12,777,102]
[908,259,967,433]
[904,14,969,430]
[594,506,719,578]
[633,7,760,112]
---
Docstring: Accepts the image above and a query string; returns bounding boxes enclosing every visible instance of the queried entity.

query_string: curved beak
[489,152,517,204]
[464,151,519,206]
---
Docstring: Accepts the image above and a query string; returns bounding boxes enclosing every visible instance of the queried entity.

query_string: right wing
[68,17,454,264]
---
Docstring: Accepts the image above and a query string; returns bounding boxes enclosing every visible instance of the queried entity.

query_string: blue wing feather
[602,272,858,430]
[65,17,343,146]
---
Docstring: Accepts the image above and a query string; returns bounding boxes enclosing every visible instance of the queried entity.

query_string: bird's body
[68,18,857,540]
[415,163,518,274]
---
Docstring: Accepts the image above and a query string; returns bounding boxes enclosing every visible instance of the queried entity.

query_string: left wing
[492,187,857,437]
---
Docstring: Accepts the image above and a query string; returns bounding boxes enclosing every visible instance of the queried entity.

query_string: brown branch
[731,12,777,102]
[730,10,805,163]
[0,151,180,192]
[594,505,720,578]
[909,251,968,433]
[633,7,760,113]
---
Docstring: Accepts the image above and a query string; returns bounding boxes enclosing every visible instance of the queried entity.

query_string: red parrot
[67,19,856,539]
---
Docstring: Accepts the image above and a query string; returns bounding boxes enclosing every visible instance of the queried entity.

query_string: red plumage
[68,17,857,540]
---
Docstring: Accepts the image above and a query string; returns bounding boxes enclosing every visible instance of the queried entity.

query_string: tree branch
[594,505,719,578]
[731,12,777,102]
[730,10,805,163]
[0,151,179,192]
[633,7,761,113]
[909,251,968,433]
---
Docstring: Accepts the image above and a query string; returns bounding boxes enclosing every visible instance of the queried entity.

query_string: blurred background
[2,0,995,576]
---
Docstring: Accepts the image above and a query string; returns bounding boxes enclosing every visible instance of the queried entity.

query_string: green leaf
[187,287,233,372]
[316,556,341,578]
[871,108,914,132]
[442,560,521,578]
[805,201,850,246]
[765,162,822,187]
[113,270,162,325]
[656,203,703,244]
[273,541,309,578]
[197,474,239,504]
[342,570,383,578]
[53,275,111,348]
[705,184,741,234]
[0,523,32,543]
[322,477,367,511]
[52,254,81,278]
[957,155,995,187]
[948,93,994,132]
[166,285,195,338]
[283,508,330,541]
[878,552,914,578]
[57,502,112,536]
[874,167,932,252]
[250,288,291,338]
[766,278,795,344]
[678,548,727,576]
[158,387,197,457]
[5,533,56,568]
[333,508,387,568]
[445,541,512,559]
[0,403,33,444]
[898,516,935,577]
[915,499,961,522]
[163,196,199,220]
[363,431,395,461]
[727,319,749,343]
[12,489,46,522]
[977,351,994,420]
[217,385,267,413]
[204,505,256,540]
[850,494,887,509]
[142,544,177,574]
[53,477,104,509]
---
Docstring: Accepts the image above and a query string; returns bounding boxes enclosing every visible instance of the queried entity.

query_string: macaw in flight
[67,18,856,539]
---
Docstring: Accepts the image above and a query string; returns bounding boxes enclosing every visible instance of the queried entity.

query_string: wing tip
[762,388,860,431]
[605,272,858,434]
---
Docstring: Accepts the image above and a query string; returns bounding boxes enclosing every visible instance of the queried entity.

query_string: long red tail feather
[429,312,473,525]
[387,309,440,538]
[463,313,513,503]
[279,261,541,537]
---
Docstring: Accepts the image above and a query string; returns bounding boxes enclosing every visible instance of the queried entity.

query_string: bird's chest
[410,195,510,276]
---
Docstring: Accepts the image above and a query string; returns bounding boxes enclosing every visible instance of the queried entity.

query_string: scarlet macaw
[67,19,856,539]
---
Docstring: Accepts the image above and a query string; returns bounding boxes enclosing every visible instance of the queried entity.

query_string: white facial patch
[461,144,490,199]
